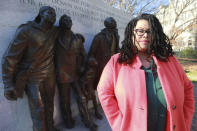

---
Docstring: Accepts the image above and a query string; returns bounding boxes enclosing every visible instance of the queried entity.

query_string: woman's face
[133,19,151,52]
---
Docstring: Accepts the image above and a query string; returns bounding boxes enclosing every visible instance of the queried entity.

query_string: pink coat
[97,54,195,131]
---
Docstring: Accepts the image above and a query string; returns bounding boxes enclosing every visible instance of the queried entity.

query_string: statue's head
[35,6,56,24]
[59,14,72,30]
[104,17,117,29]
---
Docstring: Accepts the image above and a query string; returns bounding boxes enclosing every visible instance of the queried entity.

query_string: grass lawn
[178,57,197,84]
[186,71,197,83]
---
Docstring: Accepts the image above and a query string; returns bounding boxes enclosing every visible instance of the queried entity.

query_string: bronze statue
[2,6,58,131]
[86,17,120,118]
[54,14,97,130]
[81,56,103,120]
[88,17,120,90]
[75,33,87,77]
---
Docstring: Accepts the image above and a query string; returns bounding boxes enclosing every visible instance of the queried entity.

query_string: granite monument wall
[0,0,131,130]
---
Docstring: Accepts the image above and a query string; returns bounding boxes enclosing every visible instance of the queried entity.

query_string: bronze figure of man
[88,17,120,90]
[81,56,103,120]
[54,14,97,130]
[2,6,58,131]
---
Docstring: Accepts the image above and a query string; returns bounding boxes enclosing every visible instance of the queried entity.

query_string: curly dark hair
[118,13,174,64]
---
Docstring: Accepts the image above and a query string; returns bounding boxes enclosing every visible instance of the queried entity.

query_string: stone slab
[0,0,131,130]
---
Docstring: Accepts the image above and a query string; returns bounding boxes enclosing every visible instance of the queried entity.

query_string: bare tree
[158,0,197,43]
[103,0,163,16]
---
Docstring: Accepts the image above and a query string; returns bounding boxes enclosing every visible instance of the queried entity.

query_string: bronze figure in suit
[88,17,120,90]
[2,6,58,131]
[84,17,120,120]
[55,14,97,131]
[81,56,103,120]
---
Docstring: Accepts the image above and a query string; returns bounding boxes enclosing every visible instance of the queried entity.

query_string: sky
[104,0,170,14]
[136,0,170,14]
[160,0,170,5]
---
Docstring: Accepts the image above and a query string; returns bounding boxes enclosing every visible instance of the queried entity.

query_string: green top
[141,59,167,131]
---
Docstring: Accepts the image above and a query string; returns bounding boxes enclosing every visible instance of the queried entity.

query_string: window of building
[188,40,192,46]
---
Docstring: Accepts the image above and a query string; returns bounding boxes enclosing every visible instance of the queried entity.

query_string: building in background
[156,0,197,51]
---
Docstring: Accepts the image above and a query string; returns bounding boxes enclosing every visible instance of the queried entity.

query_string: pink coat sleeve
[97,56,122,131]
[173,57,195,130]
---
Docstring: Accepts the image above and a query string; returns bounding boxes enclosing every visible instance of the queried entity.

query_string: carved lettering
[18,0,130,33]
[20,0,36,5]
[51,0,72,7]
[80,1,90,8]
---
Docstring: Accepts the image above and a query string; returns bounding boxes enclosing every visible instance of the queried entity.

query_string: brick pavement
[191,82,197,131]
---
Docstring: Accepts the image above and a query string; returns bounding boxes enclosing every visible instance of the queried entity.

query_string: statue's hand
[4,87,17,101]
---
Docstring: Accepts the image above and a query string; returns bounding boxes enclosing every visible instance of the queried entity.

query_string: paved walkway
[0,83,196,131]
[58,83,197,131]
[56,106,111,131]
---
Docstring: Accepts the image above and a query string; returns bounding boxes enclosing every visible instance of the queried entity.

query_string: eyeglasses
[134,29,151,36]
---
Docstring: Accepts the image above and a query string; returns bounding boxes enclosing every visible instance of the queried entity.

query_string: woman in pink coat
[97,14,195,131]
